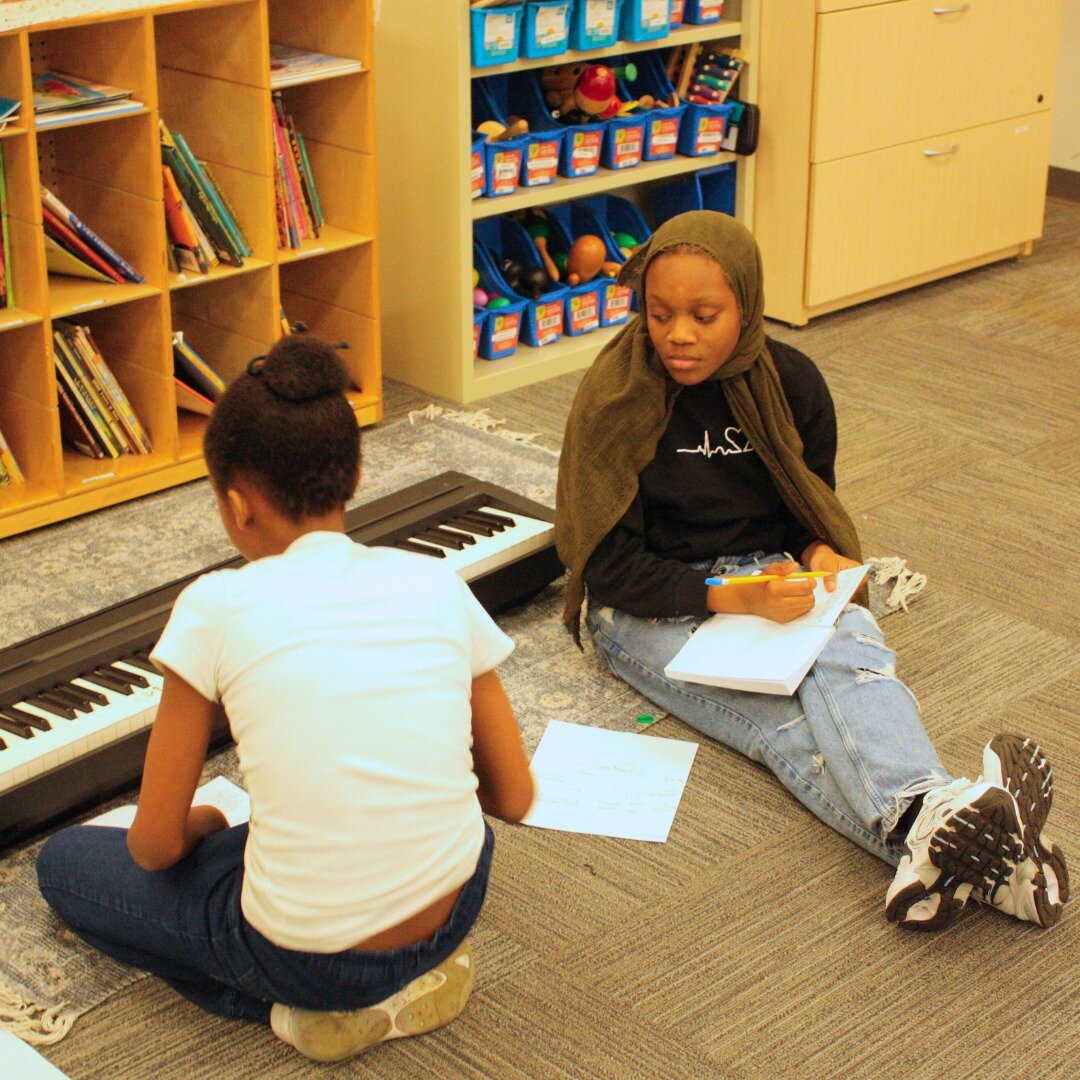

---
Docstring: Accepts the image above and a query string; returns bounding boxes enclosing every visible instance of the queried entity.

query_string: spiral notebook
[664,564,869,696]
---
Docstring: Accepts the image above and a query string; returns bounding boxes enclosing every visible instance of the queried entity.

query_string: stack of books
[269,44,362,88]
[0,425,23,486]
[53,321,152,459]
[271,92,324,249]
[0,144,10,310]
[173,332,226,416]
[161,119,251,274]
[42,186,145,284]
[32,71,142,129]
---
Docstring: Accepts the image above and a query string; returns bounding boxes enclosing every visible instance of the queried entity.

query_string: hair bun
[256,336,349,403]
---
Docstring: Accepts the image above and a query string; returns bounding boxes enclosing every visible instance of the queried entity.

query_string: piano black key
[435,525,476,545]
[26,695,77,720]
[448,517,495,538]
[103,664,150,689]
[123,653,159,675]
[69,683,109,706]
[4,705,50,730]
[45,687,93,713]
[465,508,516,529]
[393,540,446,558]
[0,715,34,739]
[416,529,467,551]
[84,671,135,695]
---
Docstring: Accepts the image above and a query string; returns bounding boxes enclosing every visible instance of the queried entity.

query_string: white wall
[1052,0,1080,172]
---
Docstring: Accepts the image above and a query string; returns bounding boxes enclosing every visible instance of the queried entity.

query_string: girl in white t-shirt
[38,336,535,1063]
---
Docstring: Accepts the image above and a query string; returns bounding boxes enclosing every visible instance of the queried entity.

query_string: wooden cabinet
[374,1,759,404]
[755,0,1062,325]
[0,0,381,539]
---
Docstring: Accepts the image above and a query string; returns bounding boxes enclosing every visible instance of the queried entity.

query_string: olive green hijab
[555,210,862,643]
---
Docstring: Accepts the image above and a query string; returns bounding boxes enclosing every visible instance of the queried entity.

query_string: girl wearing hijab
[555,211,1067,932]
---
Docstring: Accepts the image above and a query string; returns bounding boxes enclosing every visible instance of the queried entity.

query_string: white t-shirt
[150,531,513,952]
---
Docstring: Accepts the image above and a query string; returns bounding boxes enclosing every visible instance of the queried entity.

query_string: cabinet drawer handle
[932,4,969,12]
[923,144,960,157]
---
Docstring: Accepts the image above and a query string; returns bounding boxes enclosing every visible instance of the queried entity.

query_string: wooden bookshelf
[0,0,381,539]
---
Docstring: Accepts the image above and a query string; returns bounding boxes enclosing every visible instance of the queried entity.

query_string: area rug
[0,407,924,1043]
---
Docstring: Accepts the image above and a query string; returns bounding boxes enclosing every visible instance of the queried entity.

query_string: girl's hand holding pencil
[706,561,822,624]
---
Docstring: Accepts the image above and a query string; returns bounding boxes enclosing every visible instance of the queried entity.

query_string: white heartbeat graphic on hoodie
[676,427,753,458]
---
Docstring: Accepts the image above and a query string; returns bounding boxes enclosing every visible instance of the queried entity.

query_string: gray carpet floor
[37,196,1080,1078]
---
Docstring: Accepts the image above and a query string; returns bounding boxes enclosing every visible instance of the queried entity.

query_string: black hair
[203,335,360,521]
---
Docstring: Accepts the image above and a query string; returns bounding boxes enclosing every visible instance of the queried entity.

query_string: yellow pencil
[705,571,831,586]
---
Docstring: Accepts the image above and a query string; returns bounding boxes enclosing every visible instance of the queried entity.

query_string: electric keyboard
[0,471,562,848]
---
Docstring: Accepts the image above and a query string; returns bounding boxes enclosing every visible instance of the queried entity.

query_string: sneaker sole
[887,787,1024,931]
[984,733,1069,925]
[276,941,475,1063]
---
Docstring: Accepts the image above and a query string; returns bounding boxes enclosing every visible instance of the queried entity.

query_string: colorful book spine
[0,424,22,482]
[70,323,152,454]
[171,128,250,260]
[162,164,207,274]
[40,186,144,284]
[173,333,226,401]
[54,324,131,454]
[53,334,122,458]
[196,158,253,258]
[0,145,11,308]
[42,203,126,284]
[295,133,324,229]
[55,378,105,459]
[271,99,310,242]
[276,94,319,238]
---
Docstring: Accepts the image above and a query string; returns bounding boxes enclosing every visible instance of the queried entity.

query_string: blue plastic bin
[682,0,724,24]
[649,161,736,226]
[670,0,685,26]
[616,50,684,160]
[533,207,604,335]
[677,100,735,156]
[475,219,567,348]
[520,0,571,59]
[546,200,634,327]
[620,0,671,42]
[473,307,487,360]
[478,75,563,188]
[473,246,528,359]
[569,0,622,50]
[470,132,487,200]
[470,4,523,68]
[601,113,646,170]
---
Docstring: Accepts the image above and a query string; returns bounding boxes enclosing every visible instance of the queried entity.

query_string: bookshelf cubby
[0,0,381,540]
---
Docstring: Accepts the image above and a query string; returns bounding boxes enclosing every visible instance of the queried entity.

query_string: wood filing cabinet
[755,0,1063,325]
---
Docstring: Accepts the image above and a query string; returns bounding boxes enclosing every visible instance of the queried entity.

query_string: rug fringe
[0,980,74,1045]
[867,555,928,613]
[408,404,540,446]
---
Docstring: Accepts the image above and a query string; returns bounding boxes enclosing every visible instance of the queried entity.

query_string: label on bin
[650,117,678,154]
[584,0,617,36]
[569,129,602,174]
[641,0,668,29]
[612,127,642,168]
[570,293,600,333]
[694,114,726,154]
[695,1,725,21]
[603,284,632,323]
[535,300,564,344]
[473,321,481,359]
[471,149,484,198]
[535,4,570,43]
[483,13,516,51]
[491,311,521,350]
[492,150,522,195]
[525,139,560,185]
[671,0,686,21]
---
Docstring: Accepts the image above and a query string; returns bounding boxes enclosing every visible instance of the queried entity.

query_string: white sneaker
[885,778,1025,930]
[271,939,474,1062]
[974,734,1069,927]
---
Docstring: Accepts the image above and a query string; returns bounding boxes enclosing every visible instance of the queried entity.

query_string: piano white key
[409,506,553,583]
[0,676,160,795]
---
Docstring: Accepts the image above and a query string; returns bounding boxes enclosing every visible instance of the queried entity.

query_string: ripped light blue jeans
[586,553,950,866]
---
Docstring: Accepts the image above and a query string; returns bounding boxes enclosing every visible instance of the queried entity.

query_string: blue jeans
[586,553,949,865]
[37,821,493,1024]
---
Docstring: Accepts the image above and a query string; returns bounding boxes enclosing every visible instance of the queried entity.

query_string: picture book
[269,44,362,88]
[0,144,10,309]
[34,98,144,129]
[270,93,323,250]
[44,233,114,282]
[173,332,226,403]
[33,70,134,114]
[0,423,23,484]
[0,97,18,125]
[663,565,870,696]
[41,186,144,283]
[174,377,214,416]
